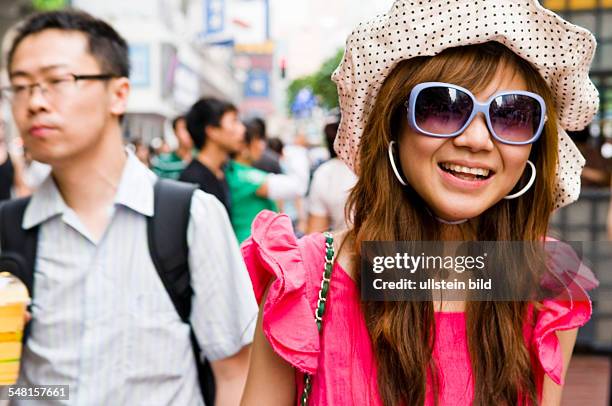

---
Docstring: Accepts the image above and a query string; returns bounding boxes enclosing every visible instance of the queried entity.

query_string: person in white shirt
[307,120,357,233]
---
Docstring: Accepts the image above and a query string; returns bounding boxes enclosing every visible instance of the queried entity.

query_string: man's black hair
[7,9,130,78]
[324,120,340,159]
[185,97,237,149]
[244,121,266,146]
[172,116,184,131]
[248,117,267,140]
[267,137,284,155]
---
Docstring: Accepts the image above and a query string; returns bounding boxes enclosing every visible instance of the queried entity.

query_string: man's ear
[109,77,130,117]
[205,124,220,142]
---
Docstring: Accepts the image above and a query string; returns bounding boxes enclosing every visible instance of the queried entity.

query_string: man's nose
[26,84,51,114]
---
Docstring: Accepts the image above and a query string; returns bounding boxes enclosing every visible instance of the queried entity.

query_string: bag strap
[0,197,37,295]
[147,179,196,321]
[0,197,38,344]
[146,178,216,406]
[300,231,335,406]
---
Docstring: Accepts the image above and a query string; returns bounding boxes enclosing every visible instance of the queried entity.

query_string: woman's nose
[452,113,495,152]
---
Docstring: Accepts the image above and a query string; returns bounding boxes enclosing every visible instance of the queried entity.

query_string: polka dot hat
[332,0,599,209]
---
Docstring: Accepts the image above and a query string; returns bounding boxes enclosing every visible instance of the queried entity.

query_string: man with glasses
[0,10,256,405]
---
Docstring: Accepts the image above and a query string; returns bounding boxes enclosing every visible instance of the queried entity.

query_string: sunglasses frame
[406,82,547,145]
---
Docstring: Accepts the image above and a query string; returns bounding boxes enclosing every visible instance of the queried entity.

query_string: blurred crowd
[0,96,358,243]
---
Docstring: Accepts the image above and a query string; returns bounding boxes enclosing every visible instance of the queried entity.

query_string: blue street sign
[291,87,317,117]
[245,70,270,98]
[205,0,225,35]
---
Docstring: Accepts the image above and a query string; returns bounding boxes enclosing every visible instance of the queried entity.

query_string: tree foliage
[287,48,344,113]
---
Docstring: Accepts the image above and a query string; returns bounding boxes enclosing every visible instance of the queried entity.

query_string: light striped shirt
[6,152,258,406]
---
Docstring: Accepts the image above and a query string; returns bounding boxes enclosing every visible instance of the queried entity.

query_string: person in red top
[239,1,600,405]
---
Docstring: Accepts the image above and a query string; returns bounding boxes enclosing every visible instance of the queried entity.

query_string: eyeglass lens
[414,87,473,136]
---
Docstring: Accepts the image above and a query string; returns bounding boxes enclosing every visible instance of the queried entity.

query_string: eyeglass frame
[405,82,547,146]
[0,73,118,104]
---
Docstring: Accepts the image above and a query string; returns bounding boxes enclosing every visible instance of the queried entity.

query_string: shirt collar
[113,150,155,217]
[22,175,66,230]
[22,150,156,230]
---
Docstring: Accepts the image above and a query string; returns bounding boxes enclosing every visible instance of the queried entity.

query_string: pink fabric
[241,211,597,405]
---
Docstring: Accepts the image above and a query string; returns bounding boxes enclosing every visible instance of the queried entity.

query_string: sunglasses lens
[490,95,542,143]
[414,86,473,135]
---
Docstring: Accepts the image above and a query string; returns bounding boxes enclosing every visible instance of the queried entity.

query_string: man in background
[249,117,282,174]
[179,97,245,215]
[152,115,194,179]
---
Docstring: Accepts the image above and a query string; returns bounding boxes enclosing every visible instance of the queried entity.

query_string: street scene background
[0,0,611,405]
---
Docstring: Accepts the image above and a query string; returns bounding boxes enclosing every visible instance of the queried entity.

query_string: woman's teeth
[440,163,491,180]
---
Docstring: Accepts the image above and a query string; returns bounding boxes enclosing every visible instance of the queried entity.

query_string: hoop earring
[388,141,408,186]
[504,160,536,200]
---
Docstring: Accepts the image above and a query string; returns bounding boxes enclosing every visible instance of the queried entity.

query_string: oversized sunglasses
[406,82,547,145]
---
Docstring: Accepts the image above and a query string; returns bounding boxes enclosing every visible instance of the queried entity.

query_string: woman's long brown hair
[345,42,559,406]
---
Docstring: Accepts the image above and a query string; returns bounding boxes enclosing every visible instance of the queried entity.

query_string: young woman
[240,1,599,405]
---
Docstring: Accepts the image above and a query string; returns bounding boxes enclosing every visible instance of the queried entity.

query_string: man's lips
[28,125,57,137]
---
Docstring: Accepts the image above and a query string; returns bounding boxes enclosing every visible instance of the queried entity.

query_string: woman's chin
[430,204,488,223]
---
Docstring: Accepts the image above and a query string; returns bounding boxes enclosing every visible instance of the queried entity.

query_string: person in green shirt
[226,123,277,243]
[226,160,277,243]
[152,116,194,179]
[226,121,309,243]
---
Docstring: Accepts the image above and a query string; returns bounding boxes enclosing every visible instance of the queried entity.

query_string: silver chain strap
[300,232,334,406]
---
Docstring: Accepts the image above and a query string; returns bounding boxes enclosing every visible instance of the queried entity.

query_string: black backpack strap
[0,197,38,343]
[0,197,37,294]
[147,179,215,405]
[147,179,195,321]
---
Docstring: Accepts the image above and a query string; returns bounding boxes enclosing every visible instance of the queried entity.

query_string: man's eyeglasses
[0,73,117,105]
[406,82,547,145]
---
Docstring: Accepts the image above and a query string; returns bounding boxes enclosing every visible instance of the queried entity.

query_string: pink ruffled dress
[241,211,598,405]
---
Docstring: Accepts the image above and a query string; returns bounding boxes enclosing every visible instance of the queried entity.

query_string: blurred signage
[129,44,150,87]
[231,0,267,44]
[291,88,317,118]
[173,64,200,111]
[204,0,225,35]
[32,0,67,10]
[234,41,275,55]
[238,52,275,116]
[161,44,178,99]
[244,70,269,98]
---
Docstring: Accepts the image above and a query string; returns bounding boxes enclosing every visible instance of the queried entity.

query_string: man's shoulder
[180,160,213,181]
[186,189,230,232]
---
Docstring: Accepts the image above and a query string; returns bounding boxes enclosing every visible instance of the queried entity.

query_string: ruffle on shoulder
[241,210,320,374]
[534,239,600,385]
